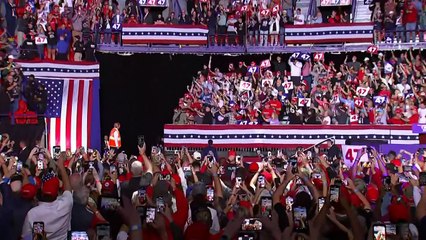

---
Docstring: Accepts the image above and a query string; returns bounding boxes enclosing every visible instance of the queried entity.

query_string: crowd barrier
[163,124,419,150]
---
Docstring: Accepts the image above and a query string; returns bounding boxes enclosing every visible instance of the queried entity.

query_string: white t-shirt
[22,191,73,240]
[289,60,303,76]
[294,13,305,25]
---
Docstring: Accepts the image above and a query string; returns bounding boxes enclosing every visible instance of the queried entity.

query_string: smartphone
[286,196,294,212]
[260,196,272,218]
[383,176,391,191]
[385,223,397,236]
[138,188,147,205]
[33,221,44,239]
[267,151,272,157]
[293,206,307,231]
[70,231,89,240]
[159,174,171,181]
[289,158,298,174]
[96,223,110,240]
[236,156,241,164]
[236,177,242,188]
[207,186,214,202]
[156,197,165,212]
[329,185,340,203]
[258,175,265,188]
[137,135,145,147]
[109,165,116,173]
[318,197,325,212]
[16,161,23,172]
[403,165,412,173]
[37,160,44,170]
[373,224,386,240]
[241,218,262,231]
[53,145,61,156]
[146,207,156,223]
[419,172,426,186]
[100,196,120,210]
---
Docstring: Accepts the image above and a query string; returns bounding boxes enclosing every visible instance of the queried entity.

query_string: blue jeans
[396,25,405,42]
[37,45,45,59]
[405,23,417,42]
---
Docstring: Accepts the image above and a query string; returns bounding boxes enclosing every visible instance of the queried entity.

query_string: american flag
[284,23,374,44]
[122,24,208,45]
[163,124,418,149]
[17,61,100,152]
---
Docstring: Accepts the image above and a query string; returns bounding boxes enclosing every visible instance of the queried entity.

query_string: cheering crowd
[173,49,426,125]
[2,129,426,239]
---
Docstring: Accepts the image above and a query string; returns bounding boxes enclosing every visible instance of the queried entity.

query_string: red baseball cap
[248,162,259,173]
[41,177,60,198]
[366,184,379,203]
[21,183,37,200]
[228,150,236,157]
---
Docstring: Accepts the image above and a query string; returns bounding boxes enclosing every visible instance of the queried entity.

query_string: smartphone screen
[100,197,120,210]
[329,185,340,203]
[137,135,145,147]
[318,197,325,212]
[383,176,391,191]
[109,165,116,173]
[71,231,89,240]
[37,160,44,170]
[16,161,23,172]
[373,224,386,240]
[207,187,214,202]
[241,218,262,231]
[53,146,61,155]
[237,232,255,240]
[236,177,242,188]
[385,223,397,236]
[96,223,110,240]
[293,207,307,231]
[146,207,156,223]
[260,196,272,218]
[286,196,294,212]
[258,175,265,188]
[403,165,412,173]
[156,197,165,212]
[138,188,147,205]
[33,221,44,235]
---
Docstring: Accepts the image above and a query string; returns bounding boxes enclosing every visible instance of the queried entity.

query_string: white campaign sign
[342,145,369,168]
[283,81,294,90]
[298,98,311,107]
[239,81,252,91]
[356,87,370,97]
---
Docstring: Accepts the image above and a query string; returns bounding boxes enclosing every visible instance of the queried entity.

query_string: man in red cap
[21,153,72,240]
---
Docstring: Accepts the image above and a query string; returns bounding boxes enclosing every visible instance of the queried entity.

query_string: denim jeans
[259,30,268,46]
[396,25,405,43]
[405,22,417,42]
[37,45,45,59]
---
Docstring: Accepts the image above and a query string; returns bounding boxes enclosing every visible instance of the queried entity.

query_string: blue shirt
[57,40,69,53]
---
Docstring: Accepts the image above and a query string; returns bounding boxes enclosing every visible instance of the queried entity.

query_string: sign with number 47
[298,98,311,107]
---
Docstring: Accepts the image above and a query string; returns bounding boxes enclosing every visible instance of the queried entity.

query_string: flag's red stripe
[76,80,85,148]
[55,118,61,147]
[65,80,74,150]
[87,81,93,149]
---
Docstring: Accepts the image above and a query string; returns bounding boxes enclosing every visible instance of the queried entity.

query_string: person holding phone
[21,152,72,240]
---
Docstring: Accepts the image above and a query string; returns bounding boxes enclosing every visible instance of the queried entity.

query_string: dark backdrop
[97,51,410,154]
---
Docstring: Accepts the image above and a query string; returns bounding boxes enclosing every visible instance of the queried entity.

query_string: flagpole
[44,117,48,150]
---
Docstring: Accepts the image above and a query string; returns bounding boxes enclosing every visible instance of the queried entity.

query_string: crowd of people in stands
[2,0,424,51]
[2,128,426,240]
[173,49,426,125]
[370,0,426,43]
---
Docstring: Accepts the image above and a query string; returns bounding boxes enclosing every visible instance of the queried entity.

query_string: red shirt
[405,4,418,23]
[409,113,419,124]
[268,99,282,113]
[388,117,405,124]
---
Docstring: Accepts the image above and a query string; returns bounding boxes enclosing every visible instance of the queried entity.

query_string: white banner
[239,81,252,91]
[298,98,311,107]
[342,145,369,168]
[356,87,370,97]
